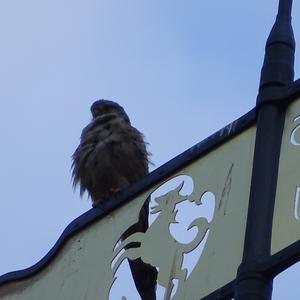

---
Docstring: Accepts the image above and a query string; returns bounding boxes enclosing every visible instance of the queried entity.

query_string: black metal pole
[234,0,295,299]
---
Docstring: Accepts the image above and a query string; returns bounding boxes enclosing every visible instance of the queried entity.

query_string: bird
[71,99,157,300]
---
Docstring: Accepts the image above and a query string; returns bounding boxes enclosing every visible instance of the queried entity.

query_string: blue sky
[0,0,300,299]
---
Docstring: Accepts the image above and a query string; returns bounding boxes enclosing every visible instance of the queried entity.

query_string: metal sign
[272,97,300,255]
[0,125,256,300]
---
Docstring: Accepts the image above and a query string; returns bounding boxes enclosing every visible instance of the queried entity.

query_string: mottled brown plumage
[71,100,157,300]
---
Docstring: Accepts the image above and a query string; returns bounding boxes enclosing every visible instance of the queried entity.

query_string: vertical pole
[234,0,295,299]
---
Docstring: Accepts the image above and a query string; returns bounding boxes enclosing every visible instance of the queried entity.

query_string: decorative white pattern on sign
[110,177,216,299]
[294,186,300,221]
[290,115,300,146]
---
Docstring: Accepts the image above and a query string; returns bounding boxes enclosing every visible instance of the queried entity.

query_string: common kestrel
[71,100,157,300]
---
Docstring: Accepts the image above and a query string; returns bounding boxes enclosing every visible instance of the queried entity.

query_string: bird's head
[90,99,130,123]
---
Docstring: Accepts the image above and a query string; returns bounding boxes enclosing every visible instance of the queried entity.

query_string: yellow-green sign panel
[272,97,300,255]
[0,127,256,300]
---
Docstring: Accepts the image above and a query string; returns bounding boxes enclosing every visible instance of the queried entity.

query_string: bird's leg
[109,187,121,195]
